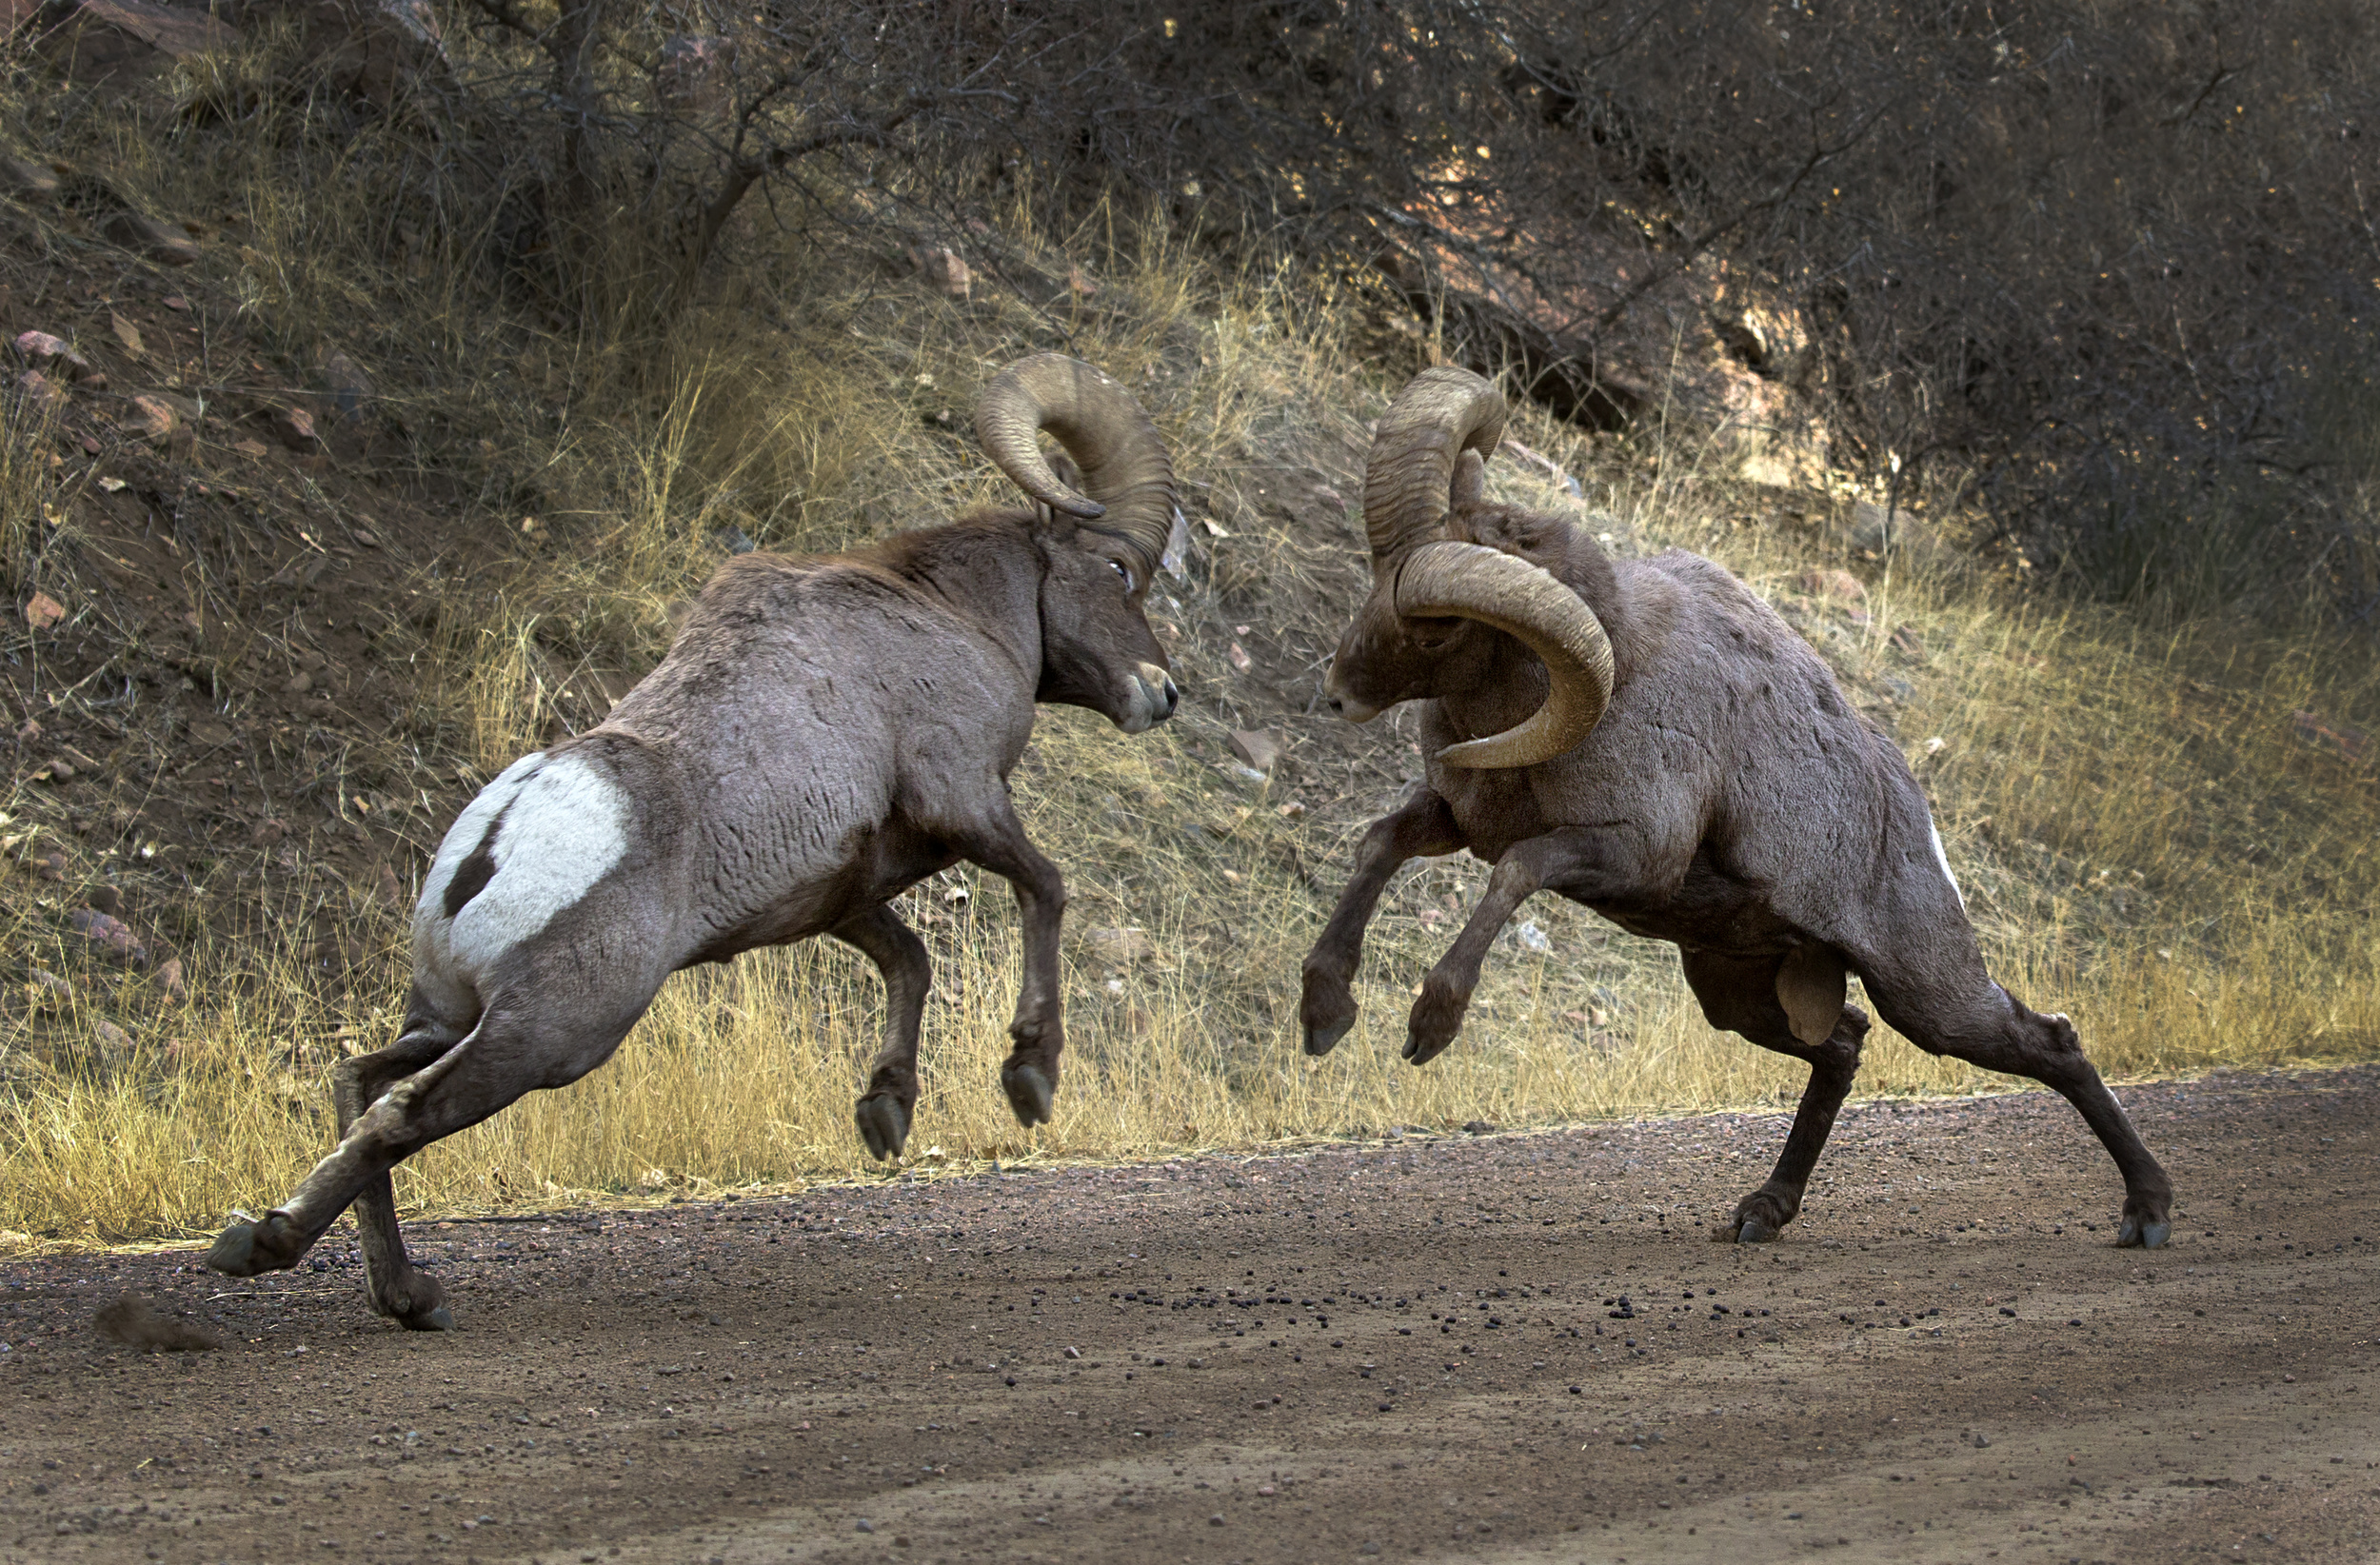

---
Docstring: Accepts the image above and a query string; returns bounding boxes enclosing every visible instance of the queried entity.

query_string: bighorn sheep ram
[206,353,1183,1328]
[1302,367,2172,1249]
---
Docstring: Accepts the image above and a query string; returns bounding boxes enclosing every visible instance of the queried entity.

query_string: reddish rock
[14,329,103,385]
[23,590,66,629]
[15,367,68,412]
[125,392,177,445]
[68,906,148,967]
[155,955,188,1001]
[269,405,323,451]
[909,245,971,302]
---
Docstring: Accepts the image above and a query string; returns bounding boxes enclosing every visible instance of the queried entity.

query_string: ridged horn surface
[1394,541,1616,768]
[1361,367,1509,572]
[976,353,1176,576]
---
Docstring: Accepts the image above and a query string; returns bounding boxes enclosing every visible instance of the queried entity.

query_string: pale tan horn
[1394,541,1616,768]
[976,353,1176,577]
[1360,366,1509,573]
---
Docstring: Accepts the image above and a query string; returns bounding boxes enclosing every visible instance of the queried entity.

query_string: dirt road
[5,1066,2377,1565]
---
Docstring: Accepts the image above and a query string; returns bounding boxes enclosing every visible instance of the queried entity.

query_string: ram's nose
[1140,663,1180,721]
[1118,663,1180,734]
[1325,688,1380,724]
[1322,664,1378,723]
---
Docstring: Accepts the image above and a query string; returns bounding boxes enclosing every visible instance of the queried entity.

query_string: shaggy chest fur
[1418,547,1914,958]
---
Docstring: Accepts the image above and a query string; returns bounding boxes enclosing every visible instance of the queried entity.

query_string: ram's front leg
[1299,790,1465,1056]
[938,792,1070,1128]
[836,904,934,1160]
[1406,827,1614,1065]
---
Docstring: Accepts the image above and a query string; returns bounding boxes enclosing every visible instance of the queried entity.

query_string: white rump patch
[415,751,631,986]
[1927,813,1968,911]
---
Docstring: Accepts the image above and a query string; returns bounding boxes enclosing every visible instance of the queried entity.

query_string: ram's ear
[1044,447,1086,495]
[1406,614,1465,653]
[1450,448,1487,509]
[1462,507,1567,570]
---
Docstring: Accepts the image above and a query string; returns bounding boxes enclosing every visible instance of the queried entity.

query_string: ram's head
[1323,367,1616,768]
[977,353,1180,733]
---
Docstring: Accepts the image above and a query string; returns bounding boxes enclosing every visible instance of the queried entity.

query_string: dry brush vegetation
[0,9,2375,1248]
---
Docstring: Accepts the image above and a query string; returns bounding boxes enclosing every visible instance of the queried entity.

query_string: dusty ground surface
[4,1065,2377,1565]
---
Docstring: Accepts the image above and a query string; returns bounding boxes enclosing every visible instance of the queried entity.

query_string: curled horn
[1360,366,1509,572]
[976,353,1176,578]
[1393,541,1616,768]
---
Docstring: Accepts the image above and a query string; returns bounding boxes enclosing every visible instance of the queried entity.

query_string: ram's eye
[1110,559,1133,588]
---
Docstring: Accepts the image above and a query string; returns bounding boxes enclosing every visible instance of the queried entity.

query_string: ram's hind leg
[1857,945,2172,1248]
[208,996,648,1320]
[1681,947,1868,1243]
[838,904,933,1160]
[332,1014,467,1330]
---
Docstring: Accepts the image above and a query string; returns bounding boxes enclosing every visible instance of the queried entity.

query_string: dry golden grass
[2,72,2376,1249]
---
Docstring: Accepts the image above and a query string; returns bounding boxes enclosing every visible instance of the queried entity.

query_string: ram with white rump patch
[206,354,1183,1329]
[1301,367,2172,1251]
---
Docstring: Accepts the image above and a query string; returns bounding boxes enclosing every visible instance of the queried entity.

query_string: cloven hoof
[1002,1060,1054,1128]
[1302,1016,1354,1057]
[855,1094,912,1161]
[2116,1214,2172,1249]
[205,1215,296,1278]
[1735,1217,1779,1244]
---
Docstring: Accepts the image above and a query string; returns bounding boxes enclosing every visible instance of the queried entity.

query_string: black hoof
[2116,1215,2172,1249]
[1302,1015,1354,1057]
[375,1268,454,1331]
[855,1095,911,1161]
[1401,1029,1458,1067]
[1403,981,1468,1067]
[1736,1218,1777,1244]
[206,1213,301,1278]
[205,1219,261,1278]
[1001,1060,1054,1128]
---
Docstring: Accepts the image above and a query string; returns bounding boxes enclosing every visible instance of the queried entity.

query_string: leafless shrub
[124,1,2380,620]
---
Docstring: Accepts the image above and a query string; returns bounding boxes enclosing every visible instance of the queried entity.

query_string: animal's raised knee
[2009,997,2092,1076]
